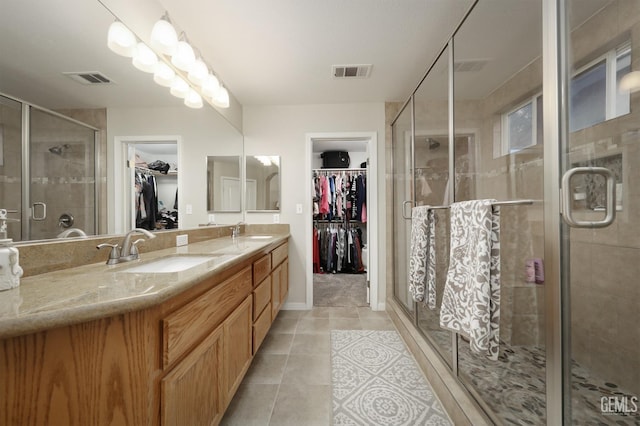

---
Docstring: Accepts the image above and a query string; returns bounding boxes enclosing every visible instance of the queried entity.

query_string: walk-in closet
[311,141,369,307]
[129,143,179,231]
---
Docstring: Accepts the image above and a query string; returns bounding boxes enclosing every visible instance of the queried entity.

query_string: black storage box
[321,151,350,168]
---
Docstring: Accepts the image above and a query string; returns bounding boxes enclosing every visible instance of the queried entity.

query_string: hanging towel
[440,199,501,361]
[408,206,437,309]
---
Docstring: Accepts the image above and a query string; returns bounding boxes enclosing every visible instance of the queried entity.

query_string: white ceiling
[0,0,611,111]
[156,0,474,106]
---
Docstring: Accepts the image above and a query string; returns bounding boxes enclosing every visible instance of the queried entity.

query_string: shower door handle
[402,200,414,220]
[31,202,47,221]
[561,167,615,228]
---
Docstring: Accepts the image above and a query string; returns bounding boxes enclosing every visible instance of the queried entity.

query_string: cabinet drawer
[253,276,271,320]
[162,266,252,369]
[253,254,271,286]
[271,242,288,267]
[253,302,272,354]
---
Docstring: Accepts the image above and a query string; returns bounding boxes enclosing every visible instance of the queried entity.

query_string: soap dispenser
[0,209,23,291]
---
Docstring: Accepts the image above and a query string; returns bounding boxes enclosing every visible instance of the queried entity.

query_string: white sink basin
[121,255,221,273]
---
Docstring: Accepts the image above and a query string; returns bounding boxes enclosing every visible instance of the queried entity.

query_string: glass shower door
[564,0,640,423]
[0,95,23,241]
[391,101,415,313]
[28,107,97,240]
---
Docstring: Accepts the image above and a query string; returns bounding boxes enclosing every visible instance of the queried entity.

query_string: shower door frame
[19,100,100,241]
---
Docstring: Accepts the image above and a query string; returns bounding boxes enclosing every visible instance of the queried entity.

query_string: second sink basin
[120,255,223,273]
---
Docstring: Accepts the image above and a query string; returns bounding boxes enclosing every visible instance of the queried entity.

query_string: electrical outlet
[186,204,193,215]
[273,214,280,223]
[296,203,303,214]
[176,234,188,246]
[208,214,215,223]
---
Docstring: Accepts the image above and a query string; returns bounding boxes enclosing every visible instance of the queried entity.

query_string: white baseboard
[281,302,309,311]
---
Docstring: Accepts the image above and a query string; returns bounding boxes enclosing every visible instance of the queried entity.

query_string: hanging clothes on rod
[312,169,367,222]
[313,222,365,274]
[135,167,159,230]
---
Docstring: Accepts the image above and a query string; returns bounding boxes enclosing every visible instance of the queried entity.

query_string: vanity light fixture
[132,42,158,73]
[171,34,196,72]
[169,76,190,98]
[150,14,178,56]
[184,88,204,108]
[153,61,175,87]
[106,15,231,109]
[107,21,136,57]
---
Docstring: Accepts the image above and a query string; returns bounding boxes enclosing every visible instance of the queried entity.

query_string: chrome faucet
[97,228,156,265]
[230,222,243,240]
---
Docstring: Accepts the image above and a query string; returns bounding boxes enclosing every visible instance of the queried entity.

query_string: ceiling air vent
[63,71,113,85]
[453,60,489,72]
[332,64,372,79]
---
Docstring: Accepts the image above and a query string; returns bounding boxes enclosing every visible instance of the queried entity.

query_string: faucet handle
[130,239,146,256]
[97,243,120,264]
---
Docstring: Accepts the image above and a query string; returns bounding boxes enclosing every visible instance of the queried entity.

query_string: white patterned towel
[439,199,501,360]
[408,206,436,309]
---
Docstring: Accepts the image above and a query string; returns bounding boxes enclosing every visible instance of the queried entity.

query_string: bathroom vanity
[0,232,289,426]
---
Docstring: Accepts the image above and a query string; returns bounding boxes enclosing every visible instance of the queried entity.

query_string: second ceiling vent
[332,64,372,79]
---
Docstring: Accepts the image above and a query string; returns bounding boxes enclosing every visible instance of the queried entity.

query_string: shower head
[49,144,70,156]
[427,138,440,150]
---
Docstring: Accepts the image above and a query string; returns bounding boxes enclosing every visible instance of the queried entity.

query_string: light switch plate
[186,204,193,215]
[176,234,188,246]
[273,214,280,223]
[296,203,303,214]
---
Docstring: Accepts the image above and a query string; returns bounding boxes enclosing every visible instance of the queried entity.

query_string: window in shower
[569,43,630,132]
[501,94,543,155]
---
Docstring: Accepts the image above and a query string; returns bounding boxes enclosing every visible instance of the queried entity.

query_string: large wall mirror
[0,0,244,242]
[246,156,280,211]
[207,156,241,212]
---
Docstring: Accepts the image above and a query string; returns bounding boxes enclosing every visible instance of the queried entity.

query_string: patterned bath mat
[331,330,452,425]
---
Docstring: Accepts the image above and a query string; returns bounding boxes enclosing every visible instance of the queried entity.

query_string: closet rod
[428,199,535,210]
[312,168,367,172]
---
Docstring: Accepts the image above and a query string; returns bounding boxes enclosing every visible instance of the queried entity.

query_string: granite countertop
[0,233,288,339]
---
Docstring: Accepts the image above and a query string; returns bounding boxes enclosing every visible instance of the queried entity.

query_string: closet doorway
[119,138,180,233]
[307,133,379,309]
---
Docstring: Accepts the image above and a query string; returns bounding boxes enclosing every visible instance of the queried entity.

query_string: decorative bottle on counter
[0,209,23,291]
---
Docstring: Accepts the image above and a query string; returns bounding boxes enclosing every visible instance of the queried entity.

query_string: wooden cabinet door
[279,259,289,306]
[224,295,253,406]
[271,264,281,320]
[161,324,224,426]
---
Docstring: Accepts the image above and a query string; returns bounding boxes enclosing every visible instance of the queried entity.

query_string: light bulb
[107,21,136,57]
[150,19,178,56]
[171,41,195,72]
[184,89,203,108]
[202,74,220,98]
[188,59,208,86]
[169,76,189,98]
[132,43,158,73]
[212,86,230,108]
[153,62,175,87]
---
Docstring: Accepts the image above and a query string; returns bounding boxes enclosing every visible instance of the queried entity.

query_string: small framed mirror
[246,156,280,211]
[207,156,242,212]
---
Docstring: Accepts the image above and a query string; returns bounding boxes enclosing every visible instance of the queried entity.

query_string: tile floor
[220,307,397,426]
